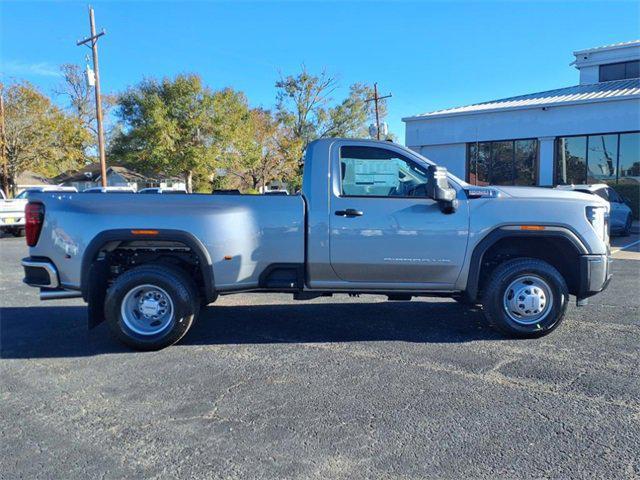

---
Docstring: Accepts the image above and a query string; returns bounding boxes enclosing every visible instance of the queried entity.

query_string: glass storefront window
[587,134,618,182]
[619,133,640,184]
[555,132,640,185]
[555,136,587,185]
[467,139,537,186]
[514,140,537,185]
[467,142,490,186]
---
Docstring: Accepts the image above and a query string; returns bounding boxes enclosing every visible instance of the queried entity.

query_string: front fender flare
[465,226,588,302]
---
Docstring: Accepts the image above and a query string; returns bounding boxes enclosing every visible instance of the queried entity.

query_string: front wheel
[481,258,568,338]
[104,264,199,350]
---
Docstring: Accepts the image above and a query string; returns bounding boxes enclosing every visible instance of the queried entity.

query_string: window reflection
[515,140,537,185]
[467,139,537,186]
[619,133,640,184]
[587,134,618,182]
[556,137,587,184]
[555,132,639,185]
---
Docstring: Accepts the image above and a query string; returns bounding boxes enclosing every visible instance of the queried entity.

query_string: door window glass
[340,146,428,197]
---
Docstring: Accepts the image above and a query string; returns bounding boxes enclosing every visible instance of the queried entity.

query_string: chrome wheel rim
[121,284,174,336]
[502,275,553,325]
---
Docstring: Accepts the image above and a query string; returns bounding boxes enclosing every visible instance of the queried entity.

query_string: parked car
[22,138,611,350]
[0,189,25,236]
[138,187,188,194]
[83,186,136,193]
[1,186,77,237]
[557,184,633,236]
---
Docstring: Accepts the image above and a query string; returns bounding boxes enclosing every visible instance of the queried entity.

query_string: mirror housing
[426,165,457,214]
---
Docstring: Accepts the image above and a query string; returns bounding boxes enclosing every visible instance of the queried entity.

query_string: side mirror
[426,165,457,214]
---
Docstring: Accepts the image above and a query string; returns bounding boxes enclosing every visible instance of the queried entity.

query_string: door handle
[335,208,364,217]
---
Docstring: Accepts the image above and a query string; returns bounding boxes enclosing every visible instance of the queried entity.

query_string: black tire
[621,214,632,237]
[11,228,25,237]
[104,264,199,351]
[481,258,568,338]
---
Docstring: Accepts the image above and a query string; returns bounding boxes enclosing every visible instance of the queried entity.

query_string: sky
[1,0,639,142]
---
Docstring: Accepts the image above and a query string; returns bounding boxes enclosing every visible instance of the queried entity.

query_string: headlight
[586,206,609,244]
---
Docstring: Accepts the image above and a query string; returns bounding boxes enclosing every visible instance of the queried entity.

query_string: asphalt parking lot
[1,234,639,479]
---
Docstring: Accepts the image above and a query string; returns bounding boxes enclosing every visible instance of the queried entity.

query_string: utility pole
[0,86,8,197]
[365,82,392,140]
[77,6,107,187]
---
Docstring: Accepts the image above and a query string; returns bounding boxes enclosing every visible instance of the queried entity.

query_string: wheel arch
[465,226,588,302]
[81,229,216,304]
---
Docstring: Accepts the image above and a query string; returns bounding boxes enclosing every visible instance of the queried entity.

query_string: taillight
[25,202,44,247]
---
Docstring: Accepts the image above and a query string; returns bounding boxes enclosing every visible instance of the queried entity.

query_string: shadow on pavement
[1,300,501,359]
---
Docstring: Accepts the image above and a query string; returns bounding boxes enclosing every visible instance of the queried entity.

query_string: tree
[224,108,296,191]
[109,74,217,192]
[275,68,393,186]
[1,82,90,192]
[55,64,116,141]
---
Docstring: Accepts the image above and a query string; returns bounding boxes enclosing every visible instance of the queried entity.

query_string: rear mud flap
[87,260,109,329]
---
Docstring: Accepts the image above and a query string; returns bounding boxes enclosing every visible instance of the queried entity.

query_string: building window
[619,132,640,183]
[599,60,640,82]
[467,139,538,186]
[555,132,640,185]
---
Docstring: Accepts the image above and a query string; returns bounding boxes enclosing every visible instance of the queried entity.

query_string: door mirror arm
[426,165,458,214]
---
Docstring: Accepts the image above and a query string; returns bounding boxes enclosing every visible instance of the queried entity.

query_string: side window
[607,188,621,203]
[593,188,609,201]
[339,146,429,197]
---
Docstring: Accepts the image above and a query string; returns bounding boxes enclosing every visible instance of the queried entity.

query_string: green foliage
[109,74,217,192]
[275,68,393,185]
[3,66,393,195]
[1,81,90,188]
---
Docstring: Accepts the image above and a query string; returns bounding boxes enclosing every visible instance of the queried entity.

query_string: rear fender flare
[81,229,216,303]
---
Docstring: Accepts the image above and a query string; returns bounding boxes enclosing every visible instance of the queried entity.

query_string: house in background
[403,40,640,187]
[53,163,186,192]
[15,170,52,192]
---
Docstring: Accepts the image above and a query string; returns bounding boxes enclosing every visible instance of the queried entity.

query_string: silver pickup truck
[22,139,612,350]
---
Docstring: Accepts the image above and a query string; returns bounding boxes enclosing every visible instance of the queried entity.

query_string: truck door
[329,142,469,287]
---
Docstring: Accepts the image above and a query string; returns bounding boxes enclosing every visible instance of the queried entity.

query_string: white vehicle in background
[0,189,25,236]
[1,186,77,237]
[83,186,136,193]
[138,187,188,194]
[557,184,633,236]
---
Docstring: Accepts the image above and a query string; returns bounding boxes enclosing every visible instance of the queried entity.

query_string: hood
[493,185,608,205]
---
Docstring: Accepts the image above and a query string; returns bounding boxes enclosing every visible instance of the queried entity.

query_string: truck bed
[28,192,306,291]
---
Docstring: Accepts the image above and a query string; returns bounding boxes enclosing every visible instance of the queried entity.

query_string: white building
[403,41,640,186]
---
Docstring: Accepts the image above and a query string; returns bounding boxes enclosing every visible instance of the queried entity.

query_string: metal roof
[573,40,640,56]
[403,78,640,121]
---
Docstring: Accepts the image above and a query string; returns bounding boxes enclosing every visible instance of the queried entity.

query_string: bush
[612,183,640,220]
